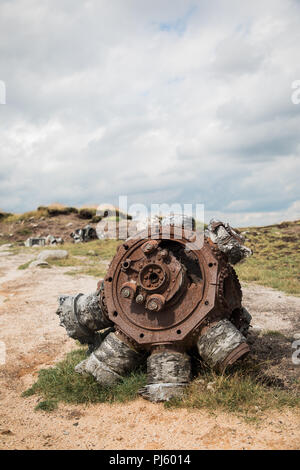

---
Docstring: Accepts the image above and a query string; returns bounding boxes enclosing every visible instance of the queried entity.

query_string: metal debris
[205,218,252,264]
[45,234,64,245]
[25,237,46,247]
[56,218,253,402]
[70,224,97,243]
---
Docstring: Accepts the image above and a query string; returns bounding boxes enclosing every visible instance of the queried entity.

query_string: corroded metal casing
[104,226,242,350]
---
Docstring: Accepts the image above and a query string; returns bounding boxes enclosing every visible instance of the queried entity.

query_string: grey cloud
[0,0,300,226]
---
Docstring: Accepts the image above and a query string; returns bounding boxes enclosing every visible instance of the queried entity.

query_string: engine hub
[104,226,241,350]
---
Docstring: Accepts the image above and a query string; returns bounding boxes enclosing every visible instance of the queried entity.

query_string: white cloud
[0,0,300,226]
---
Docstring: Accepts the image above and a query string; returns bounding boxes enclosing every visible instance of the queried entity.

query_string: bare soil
[0,213,89,245]
[0,246,299,450]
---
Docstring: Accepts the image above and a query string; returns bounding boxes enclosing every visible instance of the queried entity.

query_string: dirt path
[0,247,299,450]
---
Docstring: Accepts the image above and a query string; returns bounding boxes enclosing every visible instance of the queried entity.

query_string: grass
[4,214,300,294]
[15,228,32,236]
[22,348,299,417]
[18,260,33,270]
[49,240,120,277]
[4,208,50,223]
[165,363,300,417]
[235,220,300,295]
[261,330,288,339]
[64,239,121,259]
[78,207,97,219]
[0,210,12,220]
[64,266,107,278]
[14,239,120,277]
[22,348,147,411]
[17,253,107,278]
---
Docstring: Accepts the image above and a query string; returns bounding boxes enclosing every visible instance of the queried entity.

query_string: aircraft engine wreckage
[57,218,253,402]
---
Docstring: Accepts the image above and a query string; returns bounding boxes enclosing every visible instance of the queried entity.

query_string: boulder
[38,249,68,261]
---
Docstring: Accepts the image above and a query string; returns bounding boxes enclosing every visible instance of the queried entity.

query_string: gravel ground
[0,247,299,450]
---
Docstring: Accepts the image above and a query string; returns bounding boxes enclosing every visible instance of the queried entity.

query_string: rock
[293,333,300,340]
[66,222,73,227]
[29,260,50,268]
[206,381,216,392]
[45,235,64,245]
[25,237,46,247]
[252,327,262,334]
[1,429,13,435]
[71,225,97,243]
[0,243,12,249]
[38,249,68,261]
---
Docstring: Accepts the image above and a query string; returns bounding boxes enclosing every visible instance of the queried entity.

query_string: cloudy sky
[0,0,300,226]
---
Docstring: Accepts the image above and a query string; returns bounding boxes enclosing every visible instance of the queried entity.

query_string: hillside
[1,207,299,295]
[235,220,300,295]
[0,210,299,449]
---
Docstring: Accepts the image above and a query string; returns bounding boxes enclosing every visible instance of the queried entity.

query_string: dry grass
[235,220,300,295]
[23,348,147,411]
[16,239,120,278]
[166,361,300,417]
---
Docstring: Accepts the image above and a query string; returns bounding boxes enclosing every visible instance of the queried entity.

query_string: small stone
[38,250,68,261]
[293,333,300,340]
[1,429,13,435]
[63,431,69,435]
[194,378,205,385]
[206,381,216,392]
[25,237,46,247]
[252,327,262,334]
[29,260,50,268]
[66,222,73,227]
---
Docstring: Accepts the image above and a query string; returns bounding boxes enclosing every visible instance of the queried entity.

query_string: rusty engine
[57,218,252,402]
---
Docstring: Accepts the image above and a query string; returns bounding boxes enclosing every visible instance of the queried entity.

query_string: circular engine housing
[104,226,242,350]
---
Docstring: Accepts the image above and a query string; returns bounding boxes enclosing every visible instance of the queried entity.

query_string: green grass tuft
[18,260,33,270]
[22,348,147,411]
[35,400,58,412]
[78,208,97,219]
[165,366,300,417]
[261,330,288,338]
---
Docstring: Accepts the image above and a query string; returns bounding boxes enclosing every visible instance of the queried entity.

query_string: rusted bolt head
[121,287,131,298]
[142,240,158,254]
[148,300,158,311]
[136,294,144,304]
